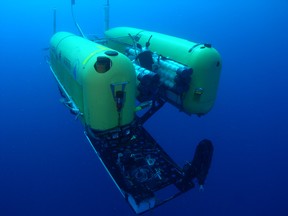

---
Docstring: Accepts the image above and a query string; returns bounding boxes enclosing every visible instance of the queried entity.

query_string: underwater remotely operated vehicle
[48,0,221,214]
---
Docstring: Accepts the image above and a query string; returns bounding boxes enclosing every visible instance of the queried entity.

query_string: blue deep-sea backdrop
[1,0,288,215]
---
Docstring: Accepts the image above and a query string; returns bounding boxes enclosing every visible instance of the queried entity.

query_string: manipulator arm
[176,139,214,192]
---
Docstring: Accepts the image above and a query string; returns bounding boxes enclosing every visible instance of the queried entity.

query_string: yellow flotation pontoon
[105,27,222,115]
[49,32,136,131]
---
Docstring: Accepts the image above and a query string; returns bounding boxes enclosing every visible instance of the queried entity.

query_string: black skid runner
[85,123,191,214]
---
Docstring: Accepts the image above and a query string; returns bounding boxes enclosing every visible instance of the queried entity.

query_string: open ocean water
[1,0,288,215]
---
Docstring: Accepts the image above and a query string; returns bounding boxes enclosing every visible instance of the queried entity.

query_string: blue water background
[1,0,288,215]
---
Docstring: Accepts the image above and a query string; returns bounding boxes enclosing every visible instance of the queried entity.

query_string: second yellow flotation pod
[105,27,222,115]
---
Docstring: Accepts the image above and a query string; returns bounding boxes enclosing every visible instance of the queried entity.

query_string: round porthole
[94,56,112,73]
